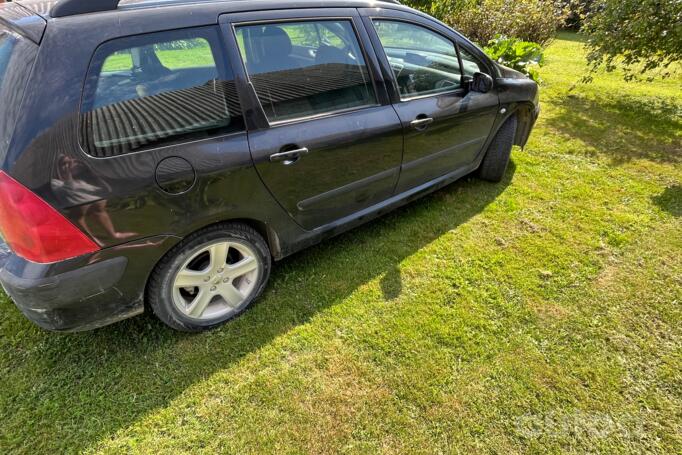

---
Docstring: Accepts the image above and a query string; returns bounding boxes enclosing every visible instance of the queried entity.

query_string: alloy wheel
[171,240,260,320]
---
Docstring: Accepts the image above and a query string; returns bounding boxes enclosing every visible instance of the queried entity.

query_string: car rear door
[220,9,403,231]
[360,8,500,193]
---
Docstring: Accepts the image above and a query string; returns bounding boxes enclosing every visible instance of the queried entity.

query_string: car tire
[477,115,518,183]
[147,222,271,332]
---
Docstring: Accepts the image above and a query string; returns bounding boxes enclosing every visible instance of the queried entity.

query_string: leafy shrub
[484,36,545,82]
[401,0,435,11]
[427,0,472,23]
[560,0,595,29]
[403,0,568,47]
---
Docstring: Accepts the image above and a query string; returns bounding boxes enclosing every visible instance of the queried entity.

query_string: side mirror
[470,72,494,93]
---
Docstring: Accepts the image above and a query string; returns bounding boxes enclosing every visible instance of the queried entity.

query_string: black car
[0,0,539,332]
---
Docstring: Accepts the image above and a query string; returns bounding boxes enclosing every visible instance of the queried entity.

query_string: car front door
[221,10,403,231]
[361,9,500,193]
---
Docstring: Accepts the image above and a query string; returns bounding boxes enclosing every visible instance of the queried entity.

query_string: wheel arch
[227,218,282,260]
[511,102,537,148]
[178,218,283,260]
[487,102,536,151]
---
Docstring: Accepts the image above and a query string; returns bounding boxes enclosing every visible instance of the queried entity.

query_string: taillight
[0,171,100,263]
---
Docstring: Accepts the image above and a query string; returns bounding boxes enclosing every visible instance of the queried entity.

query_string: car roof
[18,0,402,19]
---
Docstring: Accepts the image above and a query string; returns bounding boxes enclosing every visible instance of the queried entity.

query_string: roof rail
[51,0,121,18]
[49,0,401,18]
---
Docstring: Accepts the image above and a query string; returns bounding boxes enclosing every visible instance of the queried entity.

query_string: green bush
[561,0,595,29]
[484,36,545,82]
[401,0,435,11]
[403,0,568,47]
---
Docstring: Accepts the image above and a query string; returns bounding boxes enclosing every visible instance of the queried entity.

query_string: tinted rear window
[81,27,244,158]
[0,29,37,160]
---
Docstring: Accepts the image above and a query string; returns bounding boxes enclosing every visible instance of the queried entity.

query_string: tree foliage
[560,0,595,29]
[582,0,682,80]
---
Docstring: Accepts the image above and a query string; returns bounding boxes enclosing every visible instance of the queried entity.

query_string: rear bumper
[0,257,139,331]
[0,235,181,332]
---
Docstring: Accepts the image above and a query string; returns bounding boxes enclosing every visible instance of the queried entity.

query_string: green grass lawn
[102,44,217,72]
[1,32,680,454]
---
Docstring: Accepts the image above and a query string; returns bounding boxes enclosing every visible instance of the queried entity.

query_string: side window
[81,28,244,158]
[372,20,461,99]
[459,47,484,77]
[234,20,377,123]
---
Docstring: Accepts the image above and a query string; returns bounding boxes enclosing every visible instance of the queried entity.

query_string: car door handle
[269,147,309,164]
[410,117,434,130]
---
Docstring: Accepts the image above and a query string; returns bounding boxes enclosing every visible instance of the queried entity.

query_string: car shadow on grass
[548,93,681,165]
[652,184,682,217]
[0,163,515,453]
